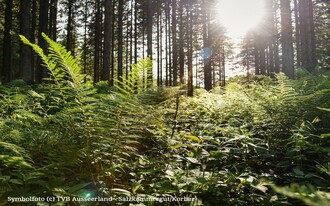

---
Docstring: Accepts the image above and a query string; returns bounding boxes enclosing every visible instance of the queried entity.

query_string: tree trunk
[280,0,295,78]
[299,0,317,71]
[20,0,33,83]
[94,0,101,83]
[31,0,37,80]
[66,0,74,54]
[1,0,13,83]
[146,0,153,86]
[172,0,178,86]
[117,0,123,82]
[36,0,49,82]
[203,1,212,91]
[187,4,193,96]
[179,1,185,85]
[49,0,58,40]
[102,0,112,84]
[293,0,301,67]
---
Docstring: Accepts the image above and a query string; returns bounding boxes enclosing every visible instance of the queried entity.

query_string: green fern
[115,57,153,95]
[20,33,101,182]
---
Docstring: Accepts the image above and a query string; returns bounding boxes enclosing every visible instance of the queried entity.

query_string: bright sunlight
[216,0,265,38]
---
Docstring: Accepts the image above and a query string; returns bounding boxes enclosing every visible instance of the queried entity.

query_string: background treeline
[0,0,329,92]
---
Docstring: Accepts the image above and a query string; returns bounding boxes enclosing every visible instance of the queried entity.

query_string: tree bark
[66,0,75,54]
[187,4,193,96]
[179,1,185,85]
[102,0,113,84]
[1,0,13,83]
[20,0,33,83]
[203,1,212,91]
[146,0,153,86]
[36,0,49,82]
[94,0,101,83]
[117,0,123,82]
[299,0,317,71]
[49,0,58,41]
[280,0,295,78]
[172,0,178,86]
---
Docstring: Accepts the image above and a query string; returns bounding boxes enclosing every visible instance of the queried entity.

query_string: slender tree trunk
[94,0,101,83]
[187,4,193,96]
[117,0,123,82]
[66,0,74,54]
[203,1,212,91]
[179,1,185,85]
[111,0,116,86]
[165,0,169,86]
[294,0,301,67]
[20,0,32,83]
[168,1,172,86]
[299,0,317,71]
[157,9,161,86]
[83,0,88,80]
[265,0,276,76]
[36,0,49,82]
[1,0,13,83]
[31,0,37,80]
[102,0,112,84]
[49,0,58,41]
[260,45,266,75]
[134,0,138,64]
[172,0,178,86]
[280,0,295,78]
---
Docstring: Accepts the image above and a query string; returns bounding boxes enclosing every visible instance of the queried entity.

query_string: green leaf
[170,144,188,150]
[293,168,305,176]
[9,179,23,185]
[132,184,142,194]
[186,135,200,142]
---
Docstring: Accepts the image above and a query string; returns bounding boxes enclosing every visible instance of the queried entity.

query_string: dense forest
[0,0,330,205]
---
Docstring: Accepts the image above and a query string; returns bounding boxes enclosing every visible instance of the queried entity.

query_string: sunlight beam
[216,0,265,38]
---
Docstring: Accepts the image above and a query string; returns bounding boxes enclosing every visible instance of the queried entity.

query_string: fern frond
[115,57,153,95]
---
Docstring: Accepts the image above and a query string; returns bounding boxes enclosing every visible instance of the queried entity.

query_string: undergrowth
[0,34,329,205]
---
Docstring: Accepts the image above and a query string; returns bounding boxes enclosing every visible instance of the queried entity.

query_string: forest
[0,0,330,205]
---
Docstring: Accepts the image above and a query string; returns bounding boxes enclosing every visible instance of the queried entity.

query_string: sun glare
[216,0,265,38]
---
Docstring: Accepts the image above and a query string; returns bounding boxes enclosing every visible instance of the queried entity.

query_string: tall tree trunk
[299,0,317,71]
[265,0,276,76]
[280,0,295,78]
[117,0,123,82]
[66,0,74,54]
[146,0,153,86]
[203,1,212,91]
[165,0,170,86]
[293,0,301,67]
[102,0,112,84]
[49,0,58,40]
[157,8,161,86]
[94,0,101,83]
[187,4,193,96]
[110,0,116,86]
[31,0,37,80]
[36,0,49,82]
[172,0,178,86]
[1,0,13,83]
[179,1,185,85]
[83,0,88,80]
[20,0,32,83]
[134,0,138,64]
